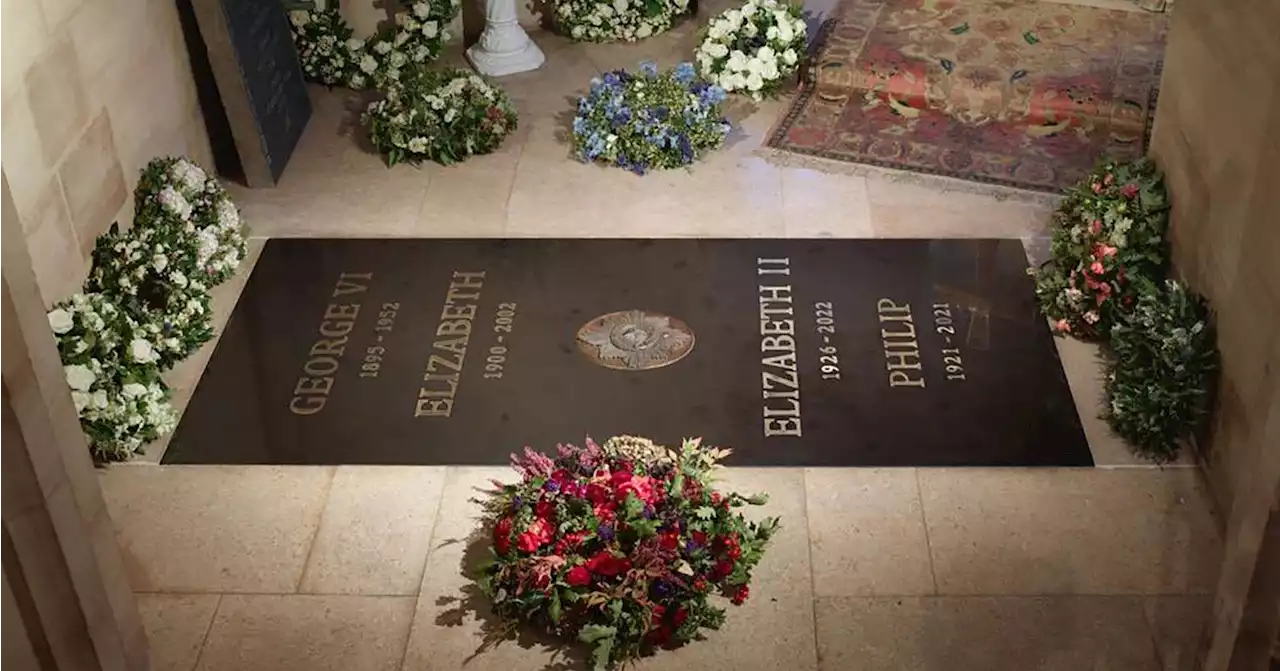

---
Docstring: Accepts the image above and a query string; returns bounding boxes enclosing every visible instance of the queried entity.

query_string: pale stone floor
[100,11,1218,671]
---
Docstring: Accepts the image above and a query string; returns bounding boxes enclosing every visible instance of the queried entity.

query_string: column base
[466,36,546,77]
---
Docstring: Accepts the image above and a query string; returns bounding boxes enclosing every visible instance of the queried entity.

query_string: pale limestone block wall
[1,0,213,307]
[1149,0,1280,521]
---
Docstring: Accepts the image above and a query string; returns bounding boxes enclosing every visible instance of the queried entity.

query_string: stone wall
[1149,0,1280,517]
[2,0,213,307]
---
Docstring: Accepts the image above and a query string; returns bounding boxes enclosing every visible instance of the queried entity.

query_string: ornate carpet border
[763,17,1164,198]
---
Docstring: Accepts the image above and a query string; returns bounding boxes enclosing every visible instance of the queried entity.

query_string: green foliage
[1031,157,1170,339]
[363,68,519,167]
[1030,157,1221,464]
[476,437,779,669]
[47,157,249,462]
[1104,280,1219,462]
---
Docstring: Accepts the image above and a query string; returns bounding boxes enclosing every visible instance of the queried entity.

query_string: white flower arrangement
[47,293,177,461]
[288,0,460,90]
[364,67,519,166]
[53,156,248,462]
[696,0,806,100]
[554,0,690,43]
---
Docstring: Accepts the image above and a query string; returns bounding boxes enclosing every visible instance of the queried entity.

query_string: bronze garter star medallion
[575,310,695,371]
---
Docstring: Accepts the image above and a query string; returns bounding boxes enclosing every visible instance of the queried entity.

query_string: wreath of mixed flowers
[572,61,730,174]
[364,67,519,166]
[48,157,249,462]
[476,436,779,670]
[554,0,691,43]
[695,0,806,100]
[1032,157,1221,463]
[287,0,460,90]
[1030,158,1170,339]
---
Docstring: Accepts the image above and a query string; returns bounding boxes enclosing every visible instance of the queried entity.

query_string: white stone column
[466,0,545,76]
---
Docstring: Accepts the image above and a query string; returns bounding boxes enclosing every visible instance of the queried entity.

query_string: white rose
[725,9,742,28]
[778,20,794,42]
[727,50,749,72]
[360,54,378,74]
[762,59,779,79]
[71,391,90,413]
[422,20,438,38]
[742,2,757,16]
[444,108,457,122]
[375,41,393,55]
[637,22,652,38]
[289,11,309,27]
[64,364,96,392]
[91,390,108,410]
[48,308,74,334]
[767,25,780,40]
[122,383,148,399]
[782,48,798,65]
[345,38,364,52]
[414,1,431,17]
[130,339,159,364]
[710,42,729,58]
[746,71,764,90]
[153,254,168,271]
[614,0,628,11]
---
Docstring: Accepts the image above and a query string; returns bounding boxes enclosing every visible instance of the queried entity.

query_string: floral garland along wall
[48,157,250,462]
[1030,157,1221,463]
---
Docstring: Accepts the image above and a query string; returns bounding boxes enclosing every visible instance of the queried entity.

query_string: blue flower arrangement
[572,61,731,175]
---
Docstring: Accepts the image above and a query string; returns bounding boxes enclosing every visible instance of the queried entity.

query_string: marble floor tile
[195,594,414,671]
[780,168,874,238]
[804,468,935,597]
[1144,595,1210,671]
[815,595,1162,671]
[866,175,1056,239]
[137,593,220,671]
[299,466,448,596]
[100,466,333,593]
[417,123,529,237]
[918,468,1220,595]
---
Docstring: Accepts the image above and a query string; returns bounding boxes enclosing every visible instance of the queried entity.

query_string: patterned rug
[766,0,1168,193]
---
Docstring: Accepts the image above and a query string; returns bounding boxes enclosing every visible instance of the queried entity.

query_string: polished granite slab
[162,239,1091,467]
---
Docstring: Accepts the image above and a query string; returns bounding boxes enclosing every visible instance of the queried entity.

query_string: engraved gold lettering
[761,319,795,335]
[416,271,485,417]
[426,352,463,372]
[290,274,370,415]
[758,258,801,437]
[318,320,355,338]
[414,397,453,417]
[290,395,327,415]
[764,417,803,437]
[877,298,925,388]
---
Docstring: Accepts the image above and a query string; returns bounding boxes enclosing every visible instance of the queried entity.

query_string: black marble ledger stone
[163,239,1092,467]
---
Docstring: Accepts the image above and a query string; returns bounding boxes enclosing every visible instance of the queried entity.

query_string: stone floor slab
[136,593,220,671]
[299,466,447,596]
[804,468,935,597]
[815,595,1162,671]
[195,594,414,671]
[1145,595,1210,671]
[101,466,333,593]
[919,468,1220,595]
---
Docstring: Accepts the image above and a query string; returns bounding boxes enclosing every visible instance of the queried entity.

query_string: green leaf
[549,589,562,623]
[949,22,969,34]
[939,58,954,74]
[578,624,617,643]
[1023,30,1040,44]
[694,506,715,520]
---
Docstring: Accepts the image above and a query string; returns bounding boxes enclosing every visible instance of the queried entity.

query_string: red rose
[536,499,556,521]
[731,585,750,605]
[586,484,610,504]
[727,544,742,560]
[650,604,666,625]
[494,517,513,555]
[593,503,616,522]
[710,492,723,506]
[586,551,632,577]
[659,532,679,551]
[617,475,656,504]
[692,531,708,546]
[648,625,671,646]
[693,578,708,592]
[673,608,688,627]
[713,559,735,579]
[610,470,632,490]
[1121,183,1139,198]
[517,518,552,553]
[534,572,550,589]
[566,566,591,587]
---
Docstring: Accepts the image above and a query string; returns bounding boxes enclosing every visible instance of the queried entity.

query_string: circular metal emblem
[576,310,695,371]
